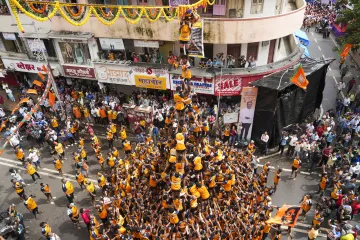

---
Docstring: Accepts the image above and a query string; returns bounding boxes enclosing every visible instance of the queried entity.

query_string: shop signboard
[215,74,266,96]
[134,75,167,90]
[63,65,96,79]
[134,40,159,48]
[170,75,214,95]
[95,64,133,85]
[2,59,59,74]
[99,38,125,50]
[132,66,169,89]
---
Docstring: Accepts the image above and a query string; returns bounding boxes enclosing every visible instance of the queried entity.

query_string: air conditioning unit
[262,41,270,47]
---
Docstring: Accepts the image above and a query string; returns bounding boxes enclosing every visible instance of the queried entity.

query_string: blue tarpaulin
[299,43,310,57]
[294,30,310,46]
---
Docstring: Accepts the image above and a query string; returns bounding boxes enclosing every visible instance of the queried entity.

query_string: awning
[19,32,49,39]
[299,43,310,57]
[48,31,93,40]
[294,30,310,46]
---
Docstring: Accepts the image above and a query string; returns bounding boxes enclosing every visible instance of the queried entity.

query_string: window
[251,0,263,14]
[213,0,226,16]
[0,33,24,53]
[26,38,57,59]
[138,0,148,5]
[246,42,259,60]
[58,41,91,65]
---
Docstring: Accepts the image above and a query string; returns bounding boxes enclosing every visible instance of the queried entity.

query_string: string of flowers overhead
[11,0,215,32]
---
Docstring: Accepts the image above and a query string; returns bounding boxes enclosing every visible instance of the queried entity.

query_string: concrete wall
[227,0,245,18]
[257,41,270,66]
[0,2,305,44]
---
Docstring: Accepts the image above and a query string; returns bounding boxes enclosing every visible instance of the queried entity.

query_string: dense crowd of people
[0,69,358,240]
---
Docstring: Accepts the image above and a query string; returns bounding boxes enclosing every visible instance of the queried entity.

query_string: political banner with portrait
[239,87,258,141]
[188,20,204,58]
[267,205,301,228]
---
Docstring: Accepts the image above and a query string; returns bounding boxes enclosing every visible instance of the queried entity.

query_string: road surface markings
[314,38,317,43]
[0,156,98,184]
[318,46,322,51]
[322,54,325,59]
[329,35,338,47]
[311,32,314,36]
[329,67,332,71]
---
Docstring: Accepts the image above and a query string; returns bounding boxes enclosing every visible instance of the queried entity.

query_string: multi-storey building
[0,0,306,96]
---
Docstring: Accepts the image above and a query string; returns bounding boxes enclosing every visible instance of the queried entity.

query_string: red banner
[215,74,266,96]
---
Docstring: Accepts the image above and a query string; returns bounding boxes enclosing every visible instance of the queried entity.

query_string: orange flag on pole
[48,91,55,107]
[340,44,352,58]
[290,65,309,90]
[38,72,45,81]
[33,80,43,87]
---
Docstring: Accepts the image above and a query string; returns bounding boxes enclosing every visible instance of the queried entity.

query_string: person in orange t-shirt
[99,107,107,124]
[73,105,82,119]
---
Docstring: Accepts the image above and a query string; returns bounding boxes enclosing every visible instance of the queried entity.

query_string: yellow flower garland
[9,0,215,30]
[92,6,121,26]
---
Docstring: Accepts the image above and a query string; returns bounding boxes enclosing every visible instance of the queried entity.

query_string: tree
[337,0,360,47]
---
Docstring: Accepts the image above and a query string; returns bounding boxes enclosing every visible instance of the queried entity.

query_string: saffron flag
[38,72,45,81]
[340,44,352,58]
[33,80,43,86]
[48,91,55,107]
[290,65,309,90]
[27,89,38,95]
[266,205,301,228]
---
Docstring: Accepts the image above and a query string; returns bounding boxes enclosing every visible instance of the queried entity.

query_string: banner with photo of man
[188,20,204,58]
[238,87,258,141]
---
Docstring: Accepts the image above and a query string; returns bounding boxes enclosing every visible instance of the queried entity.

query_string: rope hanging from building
[10,0,215,32]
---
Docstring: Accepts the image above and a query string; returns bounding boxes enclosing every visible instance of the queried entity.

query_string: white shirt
[289,136,298,146]
[240,107,255,124]
[261,134,269,143]
[349,164,360,175]
[11,172,24,182]
[343,97,350,107]
[9,135,20,147]
[28,151,39,163]
[337,81,346,90]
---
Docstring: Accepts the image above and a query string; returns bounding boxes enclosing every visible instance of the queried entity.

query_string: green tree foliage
[337,0,360,46]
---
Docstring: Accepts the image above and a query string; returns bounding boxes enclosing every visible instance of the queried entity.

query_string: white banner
[170,75,214,95]
[2,33,16,40]
[99,38,125,50]
[134,40,159,48]
[95,64,134,85]
[223,112,239,124]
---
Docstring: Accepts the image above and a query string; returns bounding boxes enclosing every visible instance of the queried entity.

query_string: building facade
[0,0,305,95]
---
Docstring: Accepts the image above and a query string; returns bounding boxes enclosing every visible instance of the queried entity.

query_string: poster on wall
[238,87,258,141]
[58,41,91,65]
[95,64,133,85]
[170,75,214,95]
[99,38,125,50]
[188,20,204,58]
[215,75,242,96]
[169,0,189,6]
[223,112,238,124]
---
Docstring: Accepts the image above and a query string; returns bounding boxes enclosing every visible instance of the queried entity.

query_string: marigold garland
[66,5,83,17]
[29,3,46,14]
[11,0,215,30]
